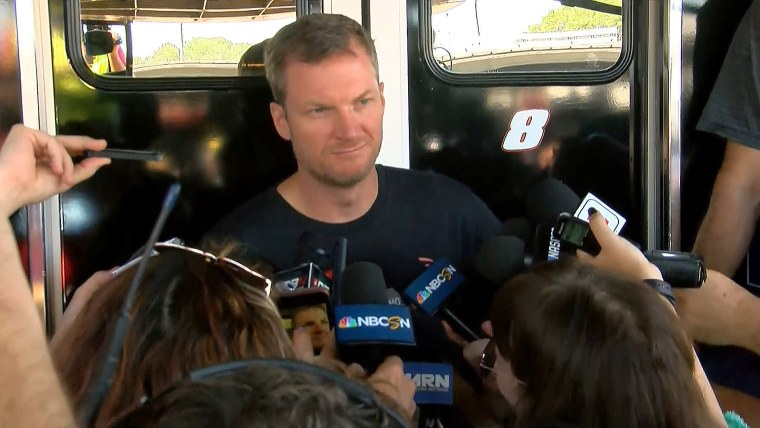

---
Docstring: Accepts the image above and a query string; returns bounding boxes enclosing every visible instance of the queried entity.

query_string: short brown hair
[110,363,406,428]
[265,14,379,104]
[490,258,715,428]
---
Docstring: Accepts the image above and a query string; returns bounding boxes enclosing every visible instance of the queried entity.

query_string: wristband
[643,279,675,307]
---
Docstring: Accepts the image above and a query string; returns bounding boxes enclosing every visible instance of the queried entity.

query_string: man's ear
[270,102,291,141]
[379,82,386,110]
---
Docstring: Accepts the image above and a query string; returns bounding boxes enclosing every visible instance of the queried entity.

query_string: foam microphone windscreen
[473,236,526,284]
[294,231,332,267]
[501,217,533,243]
[525,178,581,226]
[339,261,389,304]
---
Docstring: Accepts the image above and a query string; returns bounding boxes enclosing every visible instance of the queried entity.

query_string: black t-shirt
[209,165,501,292]
[697,0,760,149]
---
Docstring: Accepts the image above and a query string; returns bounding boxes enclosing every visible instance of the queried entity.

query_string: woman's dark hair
[490,258,714,428]
[51,247,293,427]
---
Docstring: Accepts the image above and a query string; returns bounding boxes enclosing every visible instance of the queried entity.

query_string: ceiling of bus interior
[79,0,295,21]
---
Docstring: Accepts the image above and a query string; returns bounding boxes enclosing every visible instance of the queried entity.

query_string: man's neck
[277,167,379,224]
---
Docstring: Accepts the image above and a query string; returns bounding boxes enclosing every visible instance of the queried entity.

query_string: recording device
[402,259,481,342]
[555,214,706,288]
[275,287,333,353]
[513,178,706,287]
[334,262,416,372]
[85,148,164,162]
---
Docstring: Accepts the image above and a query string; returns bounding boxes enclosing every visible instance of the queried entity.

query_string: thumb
[481,320,494,338]
[292,328,315,363]
[319,329,338,359]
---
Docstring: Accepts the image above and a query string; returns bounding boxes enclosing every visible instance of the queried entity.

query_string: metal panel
[665,0,683,250]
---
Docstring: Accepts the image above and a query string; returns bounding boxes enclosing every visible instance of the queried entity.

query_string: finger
[61,148,75,185]
[481,320,493,337]
[37,133,65,176]
[343,363,367,380]
[463,338,490,369]
[291,328,315,363]
[374,355,404,375]
[56,135,107,154]
[441,320,468,348]
[586,212,616,246]
[70,157,111,185]
[319,329,338,360]
[77,270,113,294]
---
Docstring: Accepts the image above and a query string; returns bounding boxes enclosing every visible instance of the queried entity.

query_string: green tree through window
[528,0,622,33]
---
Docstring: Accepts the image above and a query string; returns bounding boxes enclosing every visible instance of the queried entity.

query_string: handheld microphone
[500,216,533,243]
[402,259,481,342]
[525,178,581,226]
[473,235,527,284]
[334,262,416,372]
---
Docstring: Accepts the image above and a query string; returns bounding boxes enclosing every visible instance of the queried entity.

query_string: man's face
[292,306,330,351]
[270,41,385,188]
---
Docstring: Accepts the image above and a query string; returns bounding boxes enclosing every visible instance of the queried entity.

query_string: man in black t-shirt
[688,0,760,406]
[209,14,500,292]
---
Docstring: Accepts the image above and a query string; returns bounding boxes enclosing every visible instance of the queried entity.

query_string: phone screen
[276,288,332,354]
[560,219,588,246]
[281,302,331,353]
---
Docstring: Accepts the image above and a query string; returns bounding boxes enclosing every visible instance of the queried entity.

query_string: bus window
[430,0,624,74]
[75,1,299,79]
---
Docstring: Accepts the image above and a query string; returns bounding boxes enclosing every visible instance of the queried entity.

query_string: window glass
[78,1,297,78]
[431,0,623,74]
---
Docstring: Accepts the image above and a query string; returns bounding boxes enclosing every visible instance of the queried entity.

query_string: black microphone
[473,235,528,284]
[334,262,416,372]
[525,177,581,226]
[501,216,533,243]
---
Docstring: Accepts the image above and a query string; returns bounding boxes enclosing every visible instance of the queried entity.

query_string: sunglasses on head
[152,242,272,296]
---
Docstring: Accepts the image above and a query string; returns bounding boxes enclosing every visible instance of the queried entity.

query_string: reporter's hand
[0,125,110,217]
[292,328,366,379]
[576,211,662,281]
[367,356,417,421]
[50,270,113,349]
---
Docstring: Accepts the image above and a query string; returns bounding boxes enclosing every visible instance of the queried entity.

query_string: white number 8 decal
[501,109,550,152]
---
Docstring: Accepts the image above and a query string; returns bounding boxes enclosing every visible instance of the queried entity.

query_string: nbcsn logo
[338,316,358,329]
[338,315,411,330]
[416,290,431,304]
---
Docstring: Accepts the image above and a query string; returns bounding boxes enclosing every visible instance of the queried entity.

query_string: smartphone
[85,148,164,161]
[276,288,333,354]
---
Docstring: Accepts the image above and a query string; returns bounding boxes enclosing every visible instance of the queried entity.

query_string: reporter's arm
[674,269,760,355]
[0,218,76,427]
[693,141,760,276]
[577,213,726,427]
[0,125,110,427]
